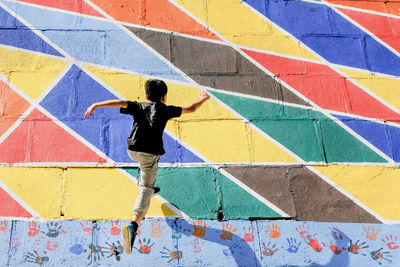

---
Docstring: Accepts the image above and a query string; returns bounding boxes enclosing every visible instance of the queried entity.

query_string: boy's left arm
[84,99,127,118]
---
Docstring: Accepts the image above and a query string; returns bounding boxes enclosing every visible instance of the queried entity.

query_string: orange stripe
[328,0,400,17]
[90,0,221,41]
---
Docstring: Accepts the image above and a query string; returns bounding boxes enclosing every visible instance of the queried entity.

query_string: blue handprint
[285,238,301,253]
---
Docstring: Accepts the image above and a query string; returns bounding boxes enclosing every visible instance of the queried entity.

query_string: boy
[84,79,210,254]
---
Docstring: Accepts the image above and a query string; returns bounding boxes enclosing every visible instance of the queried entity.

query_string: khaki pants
[127,150,160,217]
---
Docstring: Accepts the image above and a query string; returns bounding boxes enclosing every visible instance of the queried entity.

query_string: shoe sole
[122,225,132,255]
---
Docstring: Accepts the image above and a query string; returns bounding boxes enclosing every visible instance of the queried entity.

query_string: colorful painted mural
[1,0,400,265]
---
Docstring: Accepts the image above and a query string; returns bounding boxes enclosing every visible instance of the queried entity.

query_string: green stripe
[124,167,281,219]
[212,91,387,163]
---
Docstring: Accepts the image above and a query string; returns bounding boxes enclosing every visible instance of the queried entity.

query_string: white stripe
[218,168,290,218]
[307,166,392,224]
[0,179,41,219]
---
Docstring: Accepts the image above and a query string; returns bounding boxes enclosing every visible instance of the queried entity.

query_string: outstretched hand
[199,91,210,102]
[84,105,96,118]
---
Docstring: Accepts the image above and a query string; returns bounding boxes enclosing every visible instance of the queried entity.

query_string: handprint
[371,248,393,265]
[151,221,166,238]
[262,242,278,256]
[348,240,368,255]
[109,221,121,236]
[0,221,8,234]
[296,224,313,240]
[266,224,281,239]
[381,235,399,250]
[188,220,207,238]
[323,227,346,255]
[307,237,323,252]
[193,238,204,253]
[362,225,379,241]
[80,221,93,235]
[136,238,154,254]
[28,221,39,237]
[242,226,254,242]
[220,223,237,241]
[46,240,59,251]
[41,222,62,238]
[285,238,301,253]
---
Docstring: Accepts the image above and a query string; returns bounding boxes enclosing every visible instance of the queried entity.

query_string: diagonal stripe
[212,90,387,163]
[65,168,176,219]
[0,109,107,163]
[327,0,400,17]
[89,0,220,41]
[85,65,297,163]
[18,0,104,18]
[0,47,68,100]
[0,167,62,219]
[244,0,400,76]
[0,5,63,57]
[0,80,31,137]
[173,0,319,61]
[340,69,400,114]
[337,7,400,54]
[2,0,186,82]
[223,165,380,222]
[314,165,400,221]
[127,25,310,107]
[334,114,400,162]
[243,49,400,123]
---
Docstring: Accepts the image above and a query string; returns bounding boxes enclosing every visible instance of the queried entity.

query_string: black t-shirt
[120,101,182,155]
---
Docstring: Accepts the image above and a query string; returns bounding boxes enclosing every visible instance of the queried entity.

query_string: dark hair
[145,79,167,102]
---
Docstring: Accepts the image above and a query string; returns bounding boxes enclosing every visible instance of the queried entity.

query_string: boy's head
[145,79,167,102]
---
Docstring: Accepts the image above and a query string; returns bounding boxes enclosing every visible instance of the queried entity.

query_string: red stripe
[89,0,221,41]
[0,188,32,217]
[243,49,400,122]
[0,109,106,163]
[18,0,104,18]
[338,7,400,54]
[328,0,400,17]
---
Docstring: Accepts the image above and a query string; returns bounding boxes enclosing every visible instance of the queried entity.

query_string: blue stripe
[333,114,400,161]
[40,65,203,163]
[1,0,186,82]
[243,0,400,76]
[0,7,63,57]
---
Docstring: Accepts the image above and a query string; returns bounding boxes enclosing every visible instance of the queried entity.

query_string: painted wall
[1,0,400,265]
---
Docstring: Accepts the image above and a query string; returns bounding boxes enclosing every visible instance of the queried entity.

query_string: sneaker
[122,222,138,254]
[153,187,161,196]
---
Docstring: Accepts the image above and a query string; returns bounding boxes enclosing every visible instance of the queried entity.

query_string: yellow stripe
[65,168,176,219]
[174,0,319,61]
[0,47,68,100]
[0,167,62,219]
[86,66,297,162]
[0,167,176,220]
[314,165,400,221]
[340,68,400,112]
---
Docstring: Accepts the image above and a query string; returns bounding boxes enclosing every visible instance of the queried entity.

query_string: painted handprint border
[1,219,400,266]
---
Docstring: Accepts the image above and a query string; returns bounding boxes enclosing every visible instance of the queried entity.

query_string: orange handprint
[266,224,281,239]
[188,220,208,238]
[151,221,166,238]
[79,222,93,235]
[243,226,254,242]
[220,223,237,241]
[362,225,379,241]
[110,221,121,236]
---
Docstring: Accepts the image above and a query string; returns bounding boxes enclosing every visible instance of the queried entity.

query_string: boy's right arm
[84,99,128,118]
[182,92,210,114]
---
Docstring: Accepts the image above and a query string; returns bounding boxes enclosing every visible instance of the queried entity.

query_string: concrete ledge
[2,219,399,266]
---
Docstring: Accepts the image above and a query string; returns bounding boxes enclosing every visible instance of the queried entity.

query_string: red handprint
[110,221,121,236]
[0,221,8,234]
[307,237,323,252]
[296,224,313,240]
[382,235,400,250]
[79,222,93,235]
[243,226,254,242]
[28,221,39,237]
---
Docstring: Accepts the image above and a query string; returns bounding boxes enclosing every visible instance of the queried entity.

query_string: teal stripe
[123,167,282,219]
[212,91,387,163]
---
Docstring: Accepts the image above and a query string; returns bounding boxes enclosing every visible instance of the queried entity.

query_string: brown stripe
[127,26,310,106]
[223,166,380,223]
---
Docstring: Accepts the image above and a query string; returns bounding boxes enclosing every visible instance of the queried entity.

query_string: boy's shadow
[164,218,261,267]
